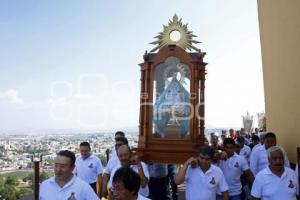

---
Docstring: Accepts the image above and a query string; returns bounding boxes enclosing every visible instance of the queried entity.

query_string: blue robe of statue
[153,77,190,138]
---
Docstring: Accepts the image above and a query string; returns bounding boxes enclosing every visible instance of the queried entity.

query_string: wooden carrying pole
[34,161,40,200]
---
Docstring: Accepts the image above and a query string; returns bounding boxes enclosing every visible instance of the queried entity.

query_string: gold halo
[150,14,200,52]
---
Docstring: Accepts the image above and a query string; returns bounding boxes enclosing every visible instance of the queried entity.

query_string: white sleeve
[104,158,115,174]
[39,182,45,200]
[141,162,150,180]
[246,147,251,160]
[84,183,100,200]
[185,166,191,181]
[240,156,249,171]
[73,161,78,175]
[218,169,229,193]
[250,173,262,198]
[96,157,103,175]
[249,149,258,175]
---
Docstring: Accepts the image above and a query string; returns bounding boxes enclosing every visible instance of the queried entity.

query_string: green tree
[16,187,33,199]
[24,173,34,188]
[39,171,50,183]
[0,185,17,200]
[5,175,19,186]
[0,175,4,188]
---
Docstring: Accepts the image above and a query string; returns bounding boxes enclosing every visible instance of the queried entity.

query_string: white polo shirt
[74,154,103,184]
[185,164,228,200]
[251,167,299,200]
[137,194,151,200]
[239,145,251,163]
[109,162,150,197]
[104,154,120,174]
[217,153,249,196]
[39,175,99,200]
[250,145,290,175]
[251,143,261,152]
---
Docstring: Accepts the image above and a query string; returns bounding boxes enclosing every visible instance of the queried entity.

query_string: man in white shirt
[236,136,251,163]
[108,145,149,198]
[175,145,229,200]
[111,131,126,158]
[217,138,254,200]
[112,167,150,200]
[251,146,299,200]
[250,132,290,175]
[101,136,128,198]
[39,150,99,200]
[73,142,103,196]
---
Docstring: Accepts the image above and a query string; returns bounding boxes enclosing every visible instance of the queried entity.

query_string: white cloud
[0,89,23,105]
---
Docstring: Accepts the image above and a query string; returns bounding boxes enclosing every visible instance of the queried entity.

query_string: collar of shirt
[79,154,96,161]
[265,166,288,179]
[51,175,77,190]
[198,165,215,175]
[232,152,239,157]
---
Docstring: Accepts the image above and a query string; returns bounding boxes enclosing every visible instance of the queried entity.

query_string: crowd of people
[39,129,299,200]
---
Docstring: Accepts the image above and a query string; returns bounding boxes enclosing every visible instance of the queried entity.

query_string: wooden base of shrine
[135,134,203,164]
[165,124,182,139]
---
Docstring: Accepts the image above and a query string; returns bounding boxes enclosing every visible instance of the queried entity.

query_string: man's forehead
[113,180,124,186]
[80,146,90,151]
[118,145,130,153]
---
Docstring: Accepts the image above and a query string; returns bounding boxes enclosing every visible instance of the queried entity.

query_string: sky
[0,0,265,131]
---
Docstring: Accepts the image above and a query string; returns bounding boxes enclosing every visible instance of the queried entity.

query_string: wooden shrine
[136,15,207,164]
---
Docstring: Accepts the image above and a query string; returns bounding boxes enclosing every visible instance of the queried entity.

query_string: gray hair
[267,145,286,158]
[259,132,266,139]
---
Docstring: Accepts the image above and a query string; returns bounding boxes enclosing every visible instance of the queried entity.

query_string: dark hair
[115,131,125,138]
[115,136,128,145]
[80,142,91,149]
[236,136,245,144]
[112,167,140,195]
[251,135,260,142]
[57,150,76,166]
[265,132,276,139]
[197,145,215,159]
[223,138,236,147]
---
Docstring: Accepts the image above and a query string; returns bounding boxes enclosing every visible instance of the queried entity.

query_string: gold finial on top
[150,14,200,52]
